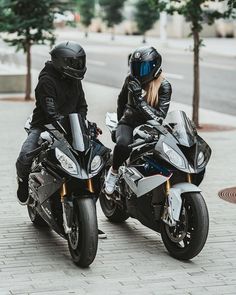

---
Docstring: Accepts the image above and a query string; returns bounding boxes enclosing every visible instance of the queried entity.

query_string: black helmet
[50,41,87,80]
[130,46,162,85]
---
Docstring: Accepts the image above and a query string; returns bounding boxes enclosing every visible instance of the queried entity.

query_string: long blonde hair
[144,74,164,107]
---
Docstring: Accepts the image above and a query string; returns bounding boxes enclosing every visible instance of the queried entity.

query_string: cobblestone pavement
[0,82,236,295]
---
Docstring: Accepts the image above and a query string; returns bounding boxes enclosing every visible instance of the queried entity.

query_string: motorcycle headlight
[55,148,77,175]
[91,155,102,172]
[197,151,205,167]
[163,143,185,169]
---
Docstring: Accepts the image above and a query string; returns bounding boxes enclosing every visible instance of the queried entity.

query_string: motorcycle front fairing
[126,110,211,199]
[45,114,105,180]
[155,110,211,174]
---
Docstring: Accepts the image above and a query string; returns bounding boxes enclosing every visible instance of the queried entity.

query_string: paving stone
[1,87,236,295]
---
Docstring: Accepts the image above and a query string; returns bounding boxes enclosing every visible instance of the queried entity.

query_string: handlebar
[128,135,156,149]
[26,142,49,158]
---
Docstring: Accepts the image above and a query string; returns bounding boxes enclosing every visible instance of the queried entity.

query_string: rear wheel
[100,162,129,223]
[161,192,209,260]
[100,192,129,223]
[27,203,48,227]
[68,198,98,268]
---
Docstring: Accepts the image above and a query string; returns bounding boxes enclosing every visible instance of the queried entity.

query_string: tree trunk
[192,29,200,127]
[84,29,88,38]
[25,42,32,101]
[142,34,146,43]
[111,26,115,41]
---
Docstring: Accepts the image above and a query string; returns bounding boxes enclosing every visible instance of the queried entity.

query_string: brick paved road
[0,82,236,295]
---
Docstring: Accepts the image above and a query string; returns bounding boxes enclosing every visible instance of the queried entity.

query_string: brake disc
[165,207,188,243]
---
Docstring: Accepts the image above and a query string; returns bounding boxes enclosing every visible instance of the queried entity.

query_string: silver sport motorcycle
[100,110,211,260]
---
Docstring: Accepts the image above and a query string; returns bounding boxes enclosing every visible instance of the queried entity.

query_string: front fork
[60,183,73,234]
[60,179,96,234]
[162,174,192,227]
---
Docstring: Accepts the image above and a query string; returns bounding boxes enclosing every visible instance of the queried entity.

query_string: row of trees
[76,0,235,126]
[150,0,236,126]
[77,0,158,42]
[0,0,158,99]
[0,0,235,126]
[0,0,69,100]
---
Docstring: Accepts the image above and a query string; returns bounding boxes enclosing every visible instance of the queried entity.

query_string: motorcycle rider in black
[16,41,107,238]
[105,46,172,194]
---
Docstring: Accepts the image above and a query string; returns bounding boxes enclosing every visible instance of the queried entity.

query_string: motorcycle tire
[160,192,209,260]
[27,204,48,227]
[100,159,129,223]
[100,192,129,223]
[68,197,98,268]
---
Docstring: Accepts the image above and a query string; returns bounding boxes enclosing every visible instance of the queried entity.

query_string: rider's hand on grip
[88,121,102,139]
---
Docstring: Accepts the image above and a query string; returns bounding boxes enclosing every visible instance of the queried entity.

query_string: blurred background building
[80,0,236,38]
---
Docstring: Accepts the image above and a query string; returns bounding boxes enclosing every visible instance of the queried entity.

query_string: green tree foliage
[0,0,68,100]
[99,0,126,39]
[150,0,236,127]
[77,0,95,37]
[135,0,159,43]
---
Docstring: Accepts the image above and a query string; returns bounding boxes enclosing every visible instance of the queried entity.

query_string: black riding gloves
[128,76,143,101]
[128,77,163,124]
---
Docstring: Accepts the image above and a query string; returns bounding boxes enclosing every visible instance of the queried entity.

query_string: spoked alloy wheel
[68,198,98,268]
[68,213,80,250]
[161,192,209,260]
[165,206,188,245]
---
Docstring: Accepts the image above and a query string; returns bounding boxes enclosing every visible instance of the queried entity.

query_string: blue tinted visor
[131,60,156,77]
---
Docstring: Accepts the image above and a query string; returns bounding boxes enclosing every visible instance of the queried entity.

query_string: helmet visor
[64,56,86,70]
[131,60,157,78]
[63,66,87,80]
[62,56,86,79]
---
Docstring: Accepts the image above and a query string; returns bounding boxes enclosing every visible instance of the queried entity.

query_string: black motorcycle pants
[113,124,133,171]
[16,128,42,180]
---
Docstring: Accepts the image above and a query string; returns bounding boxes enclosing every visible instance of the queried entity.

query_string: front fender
[167,182,201,223]
[171,182,201,194]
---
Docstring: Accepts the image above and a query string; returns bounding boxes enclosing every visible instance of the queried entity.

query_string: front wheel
[68,198,98,268]
[161,192,209,260]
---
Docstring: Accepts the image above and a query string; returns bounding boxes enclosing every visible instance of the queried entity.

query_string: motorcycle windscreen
[165,110,196,147]
[68,113,90,152]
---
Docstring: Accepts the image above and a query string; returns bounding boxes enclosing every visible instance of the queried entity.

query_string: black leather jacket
[31,62,88,127]
[117,76,172,127]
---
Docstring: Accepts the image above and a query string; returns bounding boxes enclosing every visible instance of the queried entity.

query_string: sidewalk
[0,81,236,294]
[56,28,236,58]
